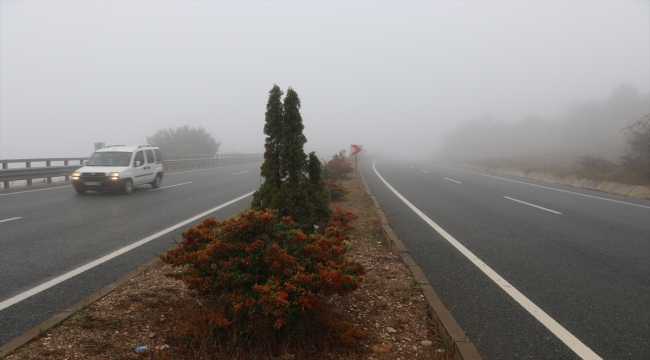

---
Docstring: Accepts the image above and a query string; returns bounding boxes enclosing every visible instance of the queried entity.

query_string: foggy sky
[1,1,649,160]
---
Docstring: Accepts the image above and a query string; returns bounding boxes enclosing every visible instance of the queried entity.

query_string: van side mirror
[83,160,88,165]
[135,160,142,167]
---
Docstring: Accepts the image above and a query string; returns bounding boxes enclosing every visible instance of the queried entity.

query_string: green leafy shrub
[325,179,350,200]
[160,210,366,346]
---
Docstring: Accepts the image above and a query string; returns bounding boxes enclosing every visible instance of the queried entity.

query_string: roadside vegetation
[434,84,650,186]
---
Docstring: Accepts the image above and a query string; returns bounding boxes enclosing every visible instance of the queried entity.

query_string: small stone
[371,344,393,353]
[386,327,397,334]
[377,296,383,300]
[421,340,433,347]
[149,332,157,338]
[436,348,446,353]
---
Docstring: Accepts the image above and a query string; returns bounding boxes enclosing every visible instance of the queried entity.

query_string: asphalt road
[0,163,262,346]
[363,159,649,360]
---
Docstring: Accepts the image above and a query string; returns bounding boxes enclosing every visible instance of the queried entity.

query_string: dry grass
[6,171,454,360]
[450,154,650,186]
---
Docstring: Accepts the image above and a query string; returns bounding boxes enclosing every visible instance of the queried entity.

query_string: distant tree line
[147,125,220,156]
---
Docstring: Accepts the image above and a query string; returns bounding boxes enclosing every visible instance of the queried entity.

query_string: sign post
[350,145,363,174]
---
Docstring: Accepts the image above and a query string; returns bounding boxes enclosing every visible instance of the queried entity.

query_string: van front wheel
[151,174,162,189]
[122,179,134,195]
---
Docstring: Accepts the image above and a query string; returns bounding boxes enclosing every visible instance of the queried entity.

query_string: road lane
[0,163,262,346]
[363,159,650,359]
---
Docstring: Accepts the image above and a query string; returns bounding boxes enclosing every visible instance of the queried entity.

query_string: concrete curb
[358,164,483,360]
[0,258,161,358]
[450,162,650,200]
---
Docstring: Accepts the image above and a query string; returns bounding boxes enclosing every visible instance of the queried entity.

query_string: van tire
[122,179,134,195]
[151,174,162,189]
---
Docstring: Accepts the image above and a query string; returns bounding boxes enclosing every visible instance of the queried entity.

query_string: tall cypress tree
[252,85,284,210]
[253,85,331,233]
[276,88,310,226]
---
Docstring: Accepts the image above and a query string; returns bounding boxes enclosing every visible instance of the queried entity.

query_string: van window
[134,151,144,167]
[154,149,163,163]
[145,149,155,164]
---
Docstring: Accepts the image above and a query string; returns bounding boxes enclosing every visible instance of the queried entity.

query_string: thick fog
[435,83,650,165]
[1,1,648,160]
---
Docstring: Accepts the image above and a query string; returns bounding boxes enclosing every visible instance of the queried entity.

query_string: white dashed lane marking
[504,196,562,214]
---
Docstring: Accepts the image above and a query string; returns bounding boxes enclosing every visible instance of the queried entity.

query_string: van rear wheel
[151,174,162,189]
[122,179,133,195]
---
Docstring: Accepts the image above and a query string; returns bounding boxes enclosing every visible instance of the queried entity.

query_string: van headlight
[71,172,80,180]
[109,172,120,180]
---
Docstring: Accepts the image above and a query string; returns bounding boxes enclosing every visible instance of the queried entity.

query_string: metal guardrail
[0,158,87,187]
[0,155,263,189]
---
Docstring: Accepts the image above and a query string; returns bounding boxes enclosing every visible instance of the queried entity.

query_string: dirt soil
[5,170,454,360]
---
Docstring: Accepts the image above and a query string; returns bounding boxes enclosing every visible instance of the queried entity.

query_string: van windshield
[87,152,132,166]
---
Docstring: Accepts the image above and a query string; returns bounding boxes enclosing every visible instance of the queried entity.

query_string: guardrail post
[46,161,52,183]
[26,162,32,186]
[64,160,69,182]
[2,162,8,188]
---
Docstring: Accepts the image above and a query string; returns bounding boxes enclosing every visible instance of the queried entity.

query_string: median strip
[504,196,562,214]
[0,191,254,311]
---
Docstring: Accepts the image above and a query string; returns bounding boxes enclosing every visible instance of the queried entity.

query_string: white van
[71,145,164,194]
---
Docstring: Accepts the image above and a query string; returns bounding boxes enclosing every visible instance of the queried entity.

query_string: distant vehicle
[71,145,164,194]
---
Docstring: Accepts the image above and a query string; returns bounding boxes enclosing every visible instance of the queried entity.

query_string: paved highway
[363,159,649,360]
[0,163,262,346]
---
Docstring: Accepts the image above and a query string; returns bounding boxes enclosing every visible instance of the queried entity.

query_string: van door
[144,149,157,181]
[132,150,152,185]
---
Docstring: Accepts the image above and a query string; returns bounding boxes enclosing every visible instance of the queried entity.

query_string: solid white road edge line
[428,162,650,209]
[372,161,602,360]
[0,217,22,223]
[232,171,251,175]
[0,186,71,196]
[148,181,193,191]
[444,177,462,184]
[0,191,255,311]
[504,196,562,214]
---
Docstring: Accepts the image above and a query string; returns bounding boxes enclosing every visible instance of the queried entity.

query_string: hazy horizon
[1,1,648,160]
